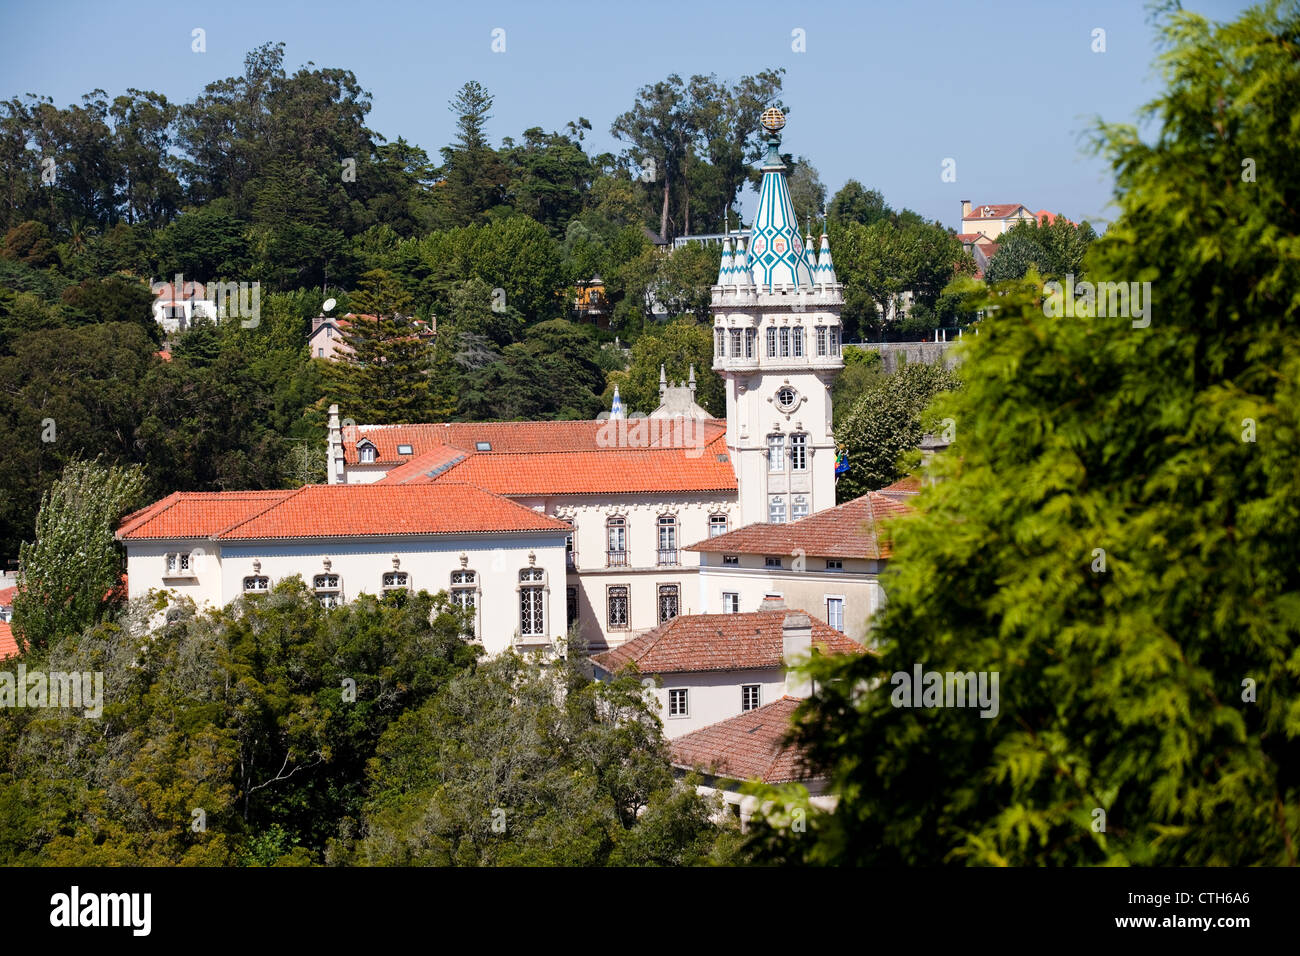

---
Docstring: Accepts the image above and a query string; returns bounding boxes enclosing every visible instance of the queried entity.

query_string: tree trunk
[659,170,669,242]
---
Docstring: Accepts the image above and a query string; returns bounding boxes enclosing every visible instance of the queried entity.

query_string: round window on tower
[776,386,798,410]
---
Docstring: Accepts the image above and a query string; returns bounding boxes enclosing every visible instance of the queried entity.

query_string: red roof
[0,621,19,660]
[670,697,818,784]
[119,483,570,542]
[1034,209,1077,227]
[0,586,14,606]
[954,232,983,244]
[878,475,921,498]
[963,203,1028,221]
[379,446,468,484]
[592,609,861,675]
[685,492,910,560]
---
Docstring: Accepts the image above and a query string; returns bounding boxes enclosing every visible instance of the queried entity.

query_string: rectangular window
[816,326,827,356]
[566,586,578,628]
[826,559,843,571]
[792,495,809,521]
[607,586,629,629]
[790,434,807,471]
[382,571,409,591]
[768,496,787,524]
[722,555,739,566]
[520,586,544,636]
[607,518,627,567]
[742,685,761,712]
[658,584,680,624]
[722,592,740,614]
[243,575,270,593]
[779,327,790,357]
[318,347,325,357]
[715,328,725,357]
[745,327,756,358]
[792,327,804,357]
[827,597,845,632]
[657,516,677,565]
[668,688,689,718]
[765,555,782,569]
[766,327,777,358]
[709,514,728,537]
[767,434,785,472]
[729,329,742,357]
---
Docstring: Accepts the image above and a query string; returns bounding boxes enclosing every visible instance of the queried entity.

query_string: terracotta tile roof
[132,482,572,540]
[1034,209,1076,227]
[116,490,296,540]
[0,621,18,660]
[0,586,13,606]
[685,492,910,560]
[878,475,921,496]
[379,445,468,484]
[963,203,1028,221]
[954,232,983,244]
[670,697,819,784]
[592,609,861,675]
[345,418,727,465]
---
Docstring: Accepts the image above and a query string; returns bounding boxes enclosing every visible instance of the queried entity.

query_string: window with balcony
[607,585,629,629]
[606,516,627,567]
[768,434,785,472]
[519,568,545,637]
[790,433,807,471]
[657,515,678,565]
[658,584,680,624]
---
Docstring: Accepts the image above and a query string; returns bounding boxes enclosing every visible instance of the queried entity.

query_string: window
[715,328,725,357]
[326,327,334,339]
[768,434,785,472]
[779,327,791,357]
[566,586,578,628]
[831,326,841,355]
[826,559,843,571]
[243,575,270,594]
[668,688,689,718]
[709,514,728,537]
[451,570,476,633]
[397,444,413,456]
[827,597,845,632]
[606,516,627,567]
[317,347,325,357]
[792,327,804,357]
[563,519,576,570]
[729,329,742,357]
[607,585,629,629]
[790,433,807,470]
[722,554,739,566]
[164,552,193,576]
[792,495,810,521]
[776,386,797,410]
[382,571,409,592]
[722,592,740,614]
[475,441,492,451]
[769,496,787,524]
[312,573,341,607]
[358,443,377,463]
[765,556,783,569]
[519,569,544,637]
[657,515,677,565]
[658,584,679,624]
[766,327,778,358]
[742,685,761,711]
[744,327,756,358]
[816,326,827,356]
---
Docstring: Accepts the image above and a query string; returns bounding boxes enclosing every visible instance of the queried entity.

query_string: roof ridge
[212,485,312,539]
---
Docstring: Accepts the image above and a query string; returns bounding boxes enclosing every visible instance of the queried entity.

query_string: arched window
[243,575,270,594]
[313,573,341,609]
[519,568,545,637]
[382,571,409,592]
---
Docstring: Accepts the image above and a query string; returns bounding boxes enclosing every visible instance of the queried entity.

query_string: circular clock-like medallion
[776,386,798,410]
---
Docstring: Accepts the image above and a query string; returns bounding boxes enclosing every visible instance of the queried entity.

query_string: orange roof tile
[378,445,467,484]
[0,586,14,606]
[670,697,818,784]
[685,492,910,560]
[0,621,19,660]
[963,203,1028,221]
[592,609,861,675]
[121,482,571,541]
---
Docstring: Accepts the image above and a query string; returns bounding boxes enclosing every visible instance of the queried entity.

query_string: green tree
[620,319,722,416]
[12,457,146,651]
[436,81,508,227]
[828,180,891,227]
[760,1,1300,866]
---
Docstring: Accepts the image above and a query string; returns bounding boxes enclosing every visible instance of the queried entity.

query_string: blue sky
[0,0,1255,232]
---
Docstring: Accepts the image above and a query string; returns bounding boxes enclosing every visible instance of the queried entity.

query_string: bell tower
[711,108,844,528]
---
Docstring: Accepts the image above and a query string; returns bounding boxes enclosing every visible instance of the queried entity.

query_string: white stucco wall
[635,667,788,739]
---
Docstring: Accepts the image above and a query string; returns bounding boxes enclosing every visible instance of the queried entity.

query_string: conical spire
[716,236,734,286]
[610,385,624,420]
[804,216,817,271]
[815,221,838,286]
[745,108,815,290]
[732,238,755,288]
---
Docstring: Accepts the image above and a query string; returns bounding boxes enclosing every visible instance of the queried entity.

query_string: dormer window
[358,441,377,463]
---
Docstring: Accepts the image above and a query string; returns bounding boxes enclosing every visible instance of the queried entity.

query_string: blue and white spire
[815,219,838,286]
[732,237,755,288]
[745,108,815,290]
[715,236,735,286]
[610,385,624,420]
[804,217,817,272]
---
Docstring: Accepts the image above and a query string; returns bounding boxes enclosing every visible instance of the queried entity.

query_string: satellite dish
[322,297,337,313]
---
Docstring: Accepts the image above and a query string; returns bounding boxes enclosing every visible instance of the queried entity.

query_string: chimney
[781,610,813,698]
[688,364,696,394]
[659,364,668,401]
[961,199,971,222]
[759,593,785,611]
[327,404,345,485]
